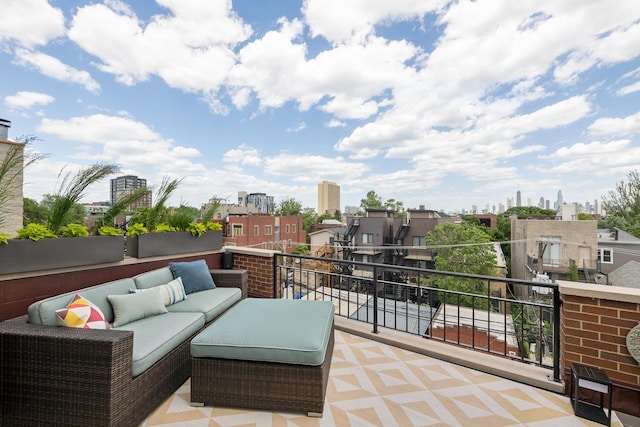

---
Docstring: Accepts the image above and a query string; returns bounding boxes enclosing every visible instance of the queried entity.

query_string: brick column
[559,281,640,417]
[226,248,279,298]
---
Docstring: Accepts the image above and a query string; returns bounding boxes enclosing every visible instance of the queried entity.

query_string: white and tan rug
[142,330,621,426]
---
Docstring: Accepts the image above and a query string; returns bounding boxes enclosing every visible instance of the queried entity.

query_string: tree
[360,190,383,211]
[274,197,302,216]
[23,197,48,225]
[301,207,317,235]
[601,170,640,237]
[425,222,497,308]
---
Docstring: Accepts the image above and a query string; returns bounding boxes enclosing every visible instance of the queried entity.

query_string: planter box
[126,231,222,258]
[0,235,125,275]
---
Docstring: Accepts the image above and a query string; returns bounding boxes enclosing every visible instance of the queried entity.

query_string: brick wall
[227,248,278,298]
[559,281,640,417]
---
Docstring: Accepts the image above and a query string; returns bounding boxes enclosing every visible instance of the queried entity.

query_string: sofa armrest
[210,269,248,298]
[0,316,135,424]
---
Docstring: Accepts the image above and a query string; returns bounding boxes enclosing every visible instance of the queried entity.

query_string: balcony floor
[141,329,622,427]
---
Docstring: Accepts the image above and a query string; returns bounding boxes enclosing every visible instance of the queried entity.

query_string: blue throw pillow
[169,260,216,294]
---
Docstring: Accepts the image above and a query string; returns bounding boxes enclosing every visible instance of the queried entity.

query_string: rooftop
[142,326,625,426]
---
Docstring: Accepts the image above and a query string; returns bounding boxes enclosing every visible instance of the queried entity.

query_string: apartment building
[223,214,305,252]
[317,180,340,215]
[0,119,23,237]
[510,216,598,282]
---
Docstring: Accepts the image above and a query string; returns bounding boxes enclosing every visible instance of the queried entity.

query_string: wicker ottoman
[190,298,334,417]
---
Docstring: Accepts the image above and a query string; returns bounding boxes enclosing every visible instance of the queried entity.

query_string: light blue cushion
[167,287,241,322]
[28,278,135,325]
[133,267,174,290]
[113,312,205,376]
[108,287,167,327]
[131,277,188,306]
[169,260,216,294]
[191,298,334,366]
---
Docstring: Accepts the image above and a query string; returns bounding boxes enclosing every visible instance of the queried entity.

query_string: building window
[288,239,292,248]
[261,242,267,249]
[541,236,561,266]
[362,233,374,244]
[292,224,297,233]
[265,225,272,235]
[254,225,259,236]
[362,254,371,263]
[598,248,613,264]
[285,224,290,234]
[412,236,426,246]
[232,224,243,237]
[267,241,273,250]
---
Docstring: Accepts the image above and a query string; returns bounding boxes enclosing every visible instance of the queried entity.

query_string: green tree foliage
[23,197,48,225]
[274,197,303,216]
[577,213,595,220]
[167,205,199,230]
[426,222,496,309]
[601,170,640,237]
[302,207,318,235]
[360,190,383,211]
[291,244,310,255]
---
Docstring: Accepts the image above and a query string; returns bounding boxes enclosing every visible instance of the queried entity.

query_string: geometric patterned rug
[141,330,622,426]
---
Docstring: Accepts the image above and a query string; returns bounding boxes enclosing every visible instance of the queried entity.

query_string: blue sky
[1,0,640,214]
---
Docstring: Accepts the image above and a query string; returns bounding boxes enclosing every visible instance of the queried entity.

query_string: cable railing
[274,253,561,382]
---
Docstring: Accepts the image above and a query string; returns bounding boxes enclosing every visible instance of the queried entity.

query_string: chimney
[0,118,10,141]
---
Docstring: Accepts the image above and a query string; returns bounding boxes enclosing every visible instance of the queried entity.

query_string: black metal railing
[274,253,561,381]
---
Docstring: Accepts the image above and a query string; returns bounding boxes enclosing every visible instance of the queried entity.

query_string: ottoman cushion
[191,298,334,366]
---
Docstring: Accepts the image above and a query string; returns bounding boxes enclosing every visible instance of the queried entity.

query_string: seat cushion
[191,298,334,366]
[167,287,241,322]
[113,311,205,376]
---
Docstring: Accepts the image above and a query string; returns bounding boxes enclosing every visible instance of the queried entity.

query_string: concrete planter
[126,230,222,258]
[0,235,125,275]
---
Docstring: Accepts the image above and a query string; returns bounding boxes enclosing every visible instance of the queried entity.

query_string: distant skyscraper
[538,196,545,208]
[110,175,151,209]
[516,190,521,207]
[317,181,340,215]
[555,190,563,211]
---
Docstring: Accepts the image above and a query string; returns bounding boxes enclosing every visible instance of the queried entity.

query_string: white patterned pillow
[131,277,187,306]
[55,294,111,329]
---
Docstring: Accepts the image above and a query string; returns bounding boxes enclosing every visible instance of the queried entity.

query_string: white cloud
[303,0,444,44]
[14,49,101,93]
[617,81,640,96]
[67,0,251,96]
[223,144,262,166]
[0,0,65,48]
[587,112,640,137]
[4,91,54,109]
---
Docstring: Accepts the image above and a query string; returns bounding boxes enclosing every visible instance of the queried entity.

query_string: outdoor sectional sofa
[0,260,247,427]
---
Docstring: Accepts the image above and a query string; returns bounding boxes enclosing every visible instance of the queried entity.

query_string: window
[285,224,290,234]
[265,225,272,235]
[541,236,561,266]
[288,239,292,248]
[362,233,374,244]
[598,248,613,264]
[232,224,243,237]
[362,254,372,263]
[412,236,426,246]
[254,225,259,236]
[292,224,297,233]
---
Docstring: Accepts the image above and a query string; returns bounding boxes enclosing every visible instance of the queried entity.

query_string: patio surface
[141,329,623,426]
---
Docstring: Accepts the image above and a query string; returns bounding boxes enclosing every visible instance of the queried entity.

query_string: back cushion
[133,267,174,290]
[28,278,136,326]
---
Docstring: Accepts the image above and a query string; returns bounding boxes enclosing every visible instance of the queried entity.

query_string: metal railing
[274,253,561,382]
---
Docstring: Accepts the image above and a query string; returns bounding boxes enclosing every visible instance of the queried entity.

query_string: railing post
[552,284,561,382]
[273,253,279,299]
[373,265,378,334]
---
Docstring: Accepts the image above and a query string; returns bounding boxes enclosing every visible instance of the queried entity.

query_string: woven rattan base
[191,324,333,416]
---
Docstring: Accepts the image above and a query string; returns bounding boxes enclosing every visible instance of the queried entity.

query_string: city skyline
[1,1,639,213]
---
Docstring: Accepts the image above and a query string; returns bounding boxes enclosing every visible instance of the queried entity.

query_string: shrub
[205,222,222,231]
[97,226,123,236]
[60,223,89,237]
[125,223,148,237]
[16,223,57,241]
[155,223,177,233]
[186,222,207,237]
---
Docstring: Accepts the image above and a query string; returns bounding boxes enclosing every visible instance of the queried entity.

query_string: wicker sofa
[0,261,247,427]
